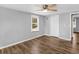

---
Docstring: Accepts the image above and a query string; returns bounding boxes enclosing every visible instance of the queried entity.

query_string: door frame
[70,12,79,43]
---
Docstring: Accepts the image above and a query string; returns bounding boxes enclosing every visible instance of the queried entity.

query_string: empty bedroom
[0,4,79,54]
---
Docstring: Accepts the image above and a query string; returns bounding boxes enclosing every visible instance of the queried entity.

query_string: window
[31,15,39,32]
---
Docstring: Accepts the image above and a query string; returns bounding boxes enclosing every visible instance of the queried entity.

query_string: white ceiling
[0,4,79,16]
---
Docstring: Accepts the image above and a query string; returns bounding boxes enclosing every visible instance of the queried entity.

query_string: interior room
[0,4,79,54]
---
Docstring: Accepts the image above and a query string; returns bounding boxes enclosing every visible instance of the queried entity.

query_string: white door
[48,15,59,37]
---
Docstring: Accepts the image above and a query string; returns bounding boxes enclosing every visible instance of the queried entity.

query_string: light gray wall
[0,7,45,47]
[59,13,71,40]
[44,16,50,35]
[45,14,71,41]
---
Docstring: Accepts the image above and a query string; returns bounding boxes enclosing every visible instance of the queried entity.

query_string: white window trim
[31,15,39,32]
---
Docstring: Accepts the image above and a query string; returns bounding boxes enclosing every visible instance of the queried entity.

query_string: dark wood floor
[0,35,79,54]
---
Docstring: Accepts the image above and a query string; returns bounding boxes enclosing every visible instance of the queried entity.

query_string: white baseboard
[58,36,71,41]
[0,34,44,49]
[44,34,49,36]
[45,34,71,41]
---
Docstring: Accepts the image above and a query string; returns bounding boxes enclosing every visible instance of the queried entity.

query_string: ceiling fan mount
[37,4,57,12]
[43,4,48,9]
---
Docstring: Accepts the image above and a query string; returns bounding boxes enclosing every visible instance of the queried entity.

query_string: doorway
[72,14,79,44]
